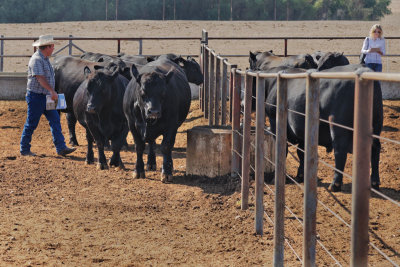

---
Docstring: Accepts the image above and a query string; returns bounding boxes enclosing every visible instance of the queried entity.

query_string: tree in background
[0,0,391,23]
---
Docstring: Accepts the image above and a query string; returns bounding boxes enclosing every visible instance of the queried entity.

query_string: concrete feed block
[186,126,232,178]
[0,72,27,100]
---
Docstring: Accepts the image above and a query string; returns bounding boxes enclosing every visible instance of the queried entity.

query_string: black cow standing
[73,65,130,170]
[257,64,383,191]
[123,58,191,183]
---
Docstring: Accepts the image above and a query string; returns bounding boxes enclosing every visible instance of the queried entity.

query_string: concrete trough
[0,72,27,100]
[186,125,232,178]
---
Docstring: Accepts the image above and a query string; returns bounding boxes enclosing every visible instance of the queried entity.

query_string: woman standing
[361,24,385,72]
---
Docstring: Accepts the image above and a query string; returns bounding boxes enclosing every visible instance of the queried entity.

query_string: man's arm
[36,75,58,101]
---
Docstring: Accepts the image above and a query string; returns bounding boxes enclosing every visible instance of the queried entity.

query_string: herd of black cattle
[52,49,383,191]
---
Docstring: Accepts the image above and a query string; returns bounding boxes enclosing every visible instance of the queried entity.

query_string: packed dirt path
[1,99,400,266]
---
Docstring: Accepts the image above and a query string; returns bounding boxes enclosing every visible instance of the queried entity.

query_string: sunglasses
[374,30,381,34]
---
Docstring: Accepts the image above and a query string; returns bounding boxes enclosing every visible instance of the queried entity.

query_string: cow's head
[135,70,174,125]
[317,52,349,71]
[249,50,274,70]
[176,56,203,85]
[84,65,119,114]
[294,54,318,69]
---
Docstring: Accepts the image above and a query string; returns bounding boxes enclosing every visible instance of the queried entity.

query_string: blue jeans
[366,63,382,72]
[20,91,67,154]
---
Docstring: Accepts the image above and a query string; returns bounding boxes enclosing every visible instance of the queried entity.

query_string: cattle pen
[199,29,400,266]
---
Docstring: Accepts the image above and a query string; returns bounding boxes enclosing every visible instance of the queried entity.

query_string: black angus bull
[81,52,132,80]
[73,65,130,170]
[249,50,317,71]
[258,64,382,191]
[54,56,116,146]
[123,57,191,183]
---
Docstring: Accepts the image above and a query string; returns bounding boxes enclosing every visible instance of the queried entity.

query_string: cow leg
[295,142,305,183]
[85,128,94,165]
[86,121,108,170]
[328,146,348,192]
[109,126,129,170]
[147,140,157,171]
[370,138,381,190]
[160,129,177,183]
[66,112,79,146]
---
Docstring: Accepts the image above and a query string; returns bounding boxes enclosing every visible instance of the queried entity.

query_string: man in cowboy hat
[20,35,76,156]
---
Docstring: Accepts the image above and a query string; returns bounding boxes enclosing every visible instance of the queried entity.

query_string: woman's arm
[361,37,369,53]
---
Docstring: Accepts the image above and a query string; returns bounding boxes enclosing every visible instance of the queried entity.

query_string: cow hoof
[147,164,157,171]
[328,182,342,192]
[96,163,109,170]
[69,140,79,147]
[371,182,380,191]
[161,173,173,183]
[133,172,145,179]
[85,160,93,165]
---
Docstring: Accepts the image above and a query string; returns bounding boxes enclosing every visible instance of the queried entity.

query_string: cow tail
[326,115,335,153]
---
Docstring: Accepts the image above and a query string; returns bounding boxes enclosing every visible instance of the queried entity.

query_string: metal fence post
[255,74,266,235]
[204,48,209,119]
[241,72,252,210]
[0,35,4,72]
[200,44,204,111]
[202,29,209,45]
[303,74,320,267]
[221,61,228,125]
[117,39,121,54]
[215,56,221,125]
[274,73,288,267]
[229,64,237,123]
[209,52,215,126]
[138,39,143,55]
[350,76,373,267]
[231,70,241,178]
[68,35,73,55]
[284,39,288,57]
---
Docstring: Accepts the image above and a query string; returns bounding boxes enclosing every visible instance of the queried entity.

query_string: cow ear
[136,74,142,85]
[97,57,104,62]
[146,56,155,63]
[130,64,139,80]
[250,51,256,61]
[165,70,174,83]
[84,66,91,78]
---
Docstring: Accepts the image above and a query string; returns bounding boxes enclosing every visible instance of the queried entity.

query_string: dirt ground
[1,2,400,266]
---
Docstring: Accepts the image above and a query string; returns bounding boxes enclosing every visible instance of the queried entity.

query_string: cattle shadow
[185,115,203,123]
[171,173,240,196]
[383,104,400,113]
[382,125,399,132]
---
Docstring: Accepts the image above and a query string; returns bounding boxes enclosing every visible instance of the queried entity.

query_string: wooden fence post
[215,57,221,125]
[273,74,288,267]
[350,76,373,267]
[303,74,320,267]
[231,70,241,178]
[209,52,215,126]
[221,61,228,125]
[255,74,266,235]
[241,72,253,210]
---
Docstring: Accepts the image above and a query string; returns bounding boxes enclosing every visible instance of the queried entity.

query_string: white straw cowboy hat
[32,35,58,47]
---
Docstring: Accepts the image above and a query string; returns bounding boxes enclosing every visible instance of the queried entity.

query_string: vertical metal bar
[69,35,73,56]
[117,39,121,54]
[0,35,4,72]
[284,39,288,57]
[200,44,204,111]
[231,70,241,178]
[229,64,237,123]
[209,52,215,126]
[215,57,221,125]
[138,40,143,55]
[204,48,209,119]
[273,74,288,267]
[255,74,265,235]
[241,72,252,210]
[34,39,37,53]
[221,61,228,125]
[202,29,209,45]
[350,77,373,267]
[116,0,119,20]
[303,74,320,267]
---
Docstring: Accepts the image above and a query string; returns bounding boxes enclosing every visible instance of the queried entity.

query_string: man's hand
[50,90,58,101]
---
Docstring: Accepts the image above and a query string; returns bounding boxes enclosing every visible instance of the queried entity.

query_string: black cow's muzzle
[145,109,161,125]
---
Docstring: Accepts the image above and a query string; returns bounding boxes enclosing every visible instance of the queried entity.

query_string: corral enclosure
[1,4,400,266]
